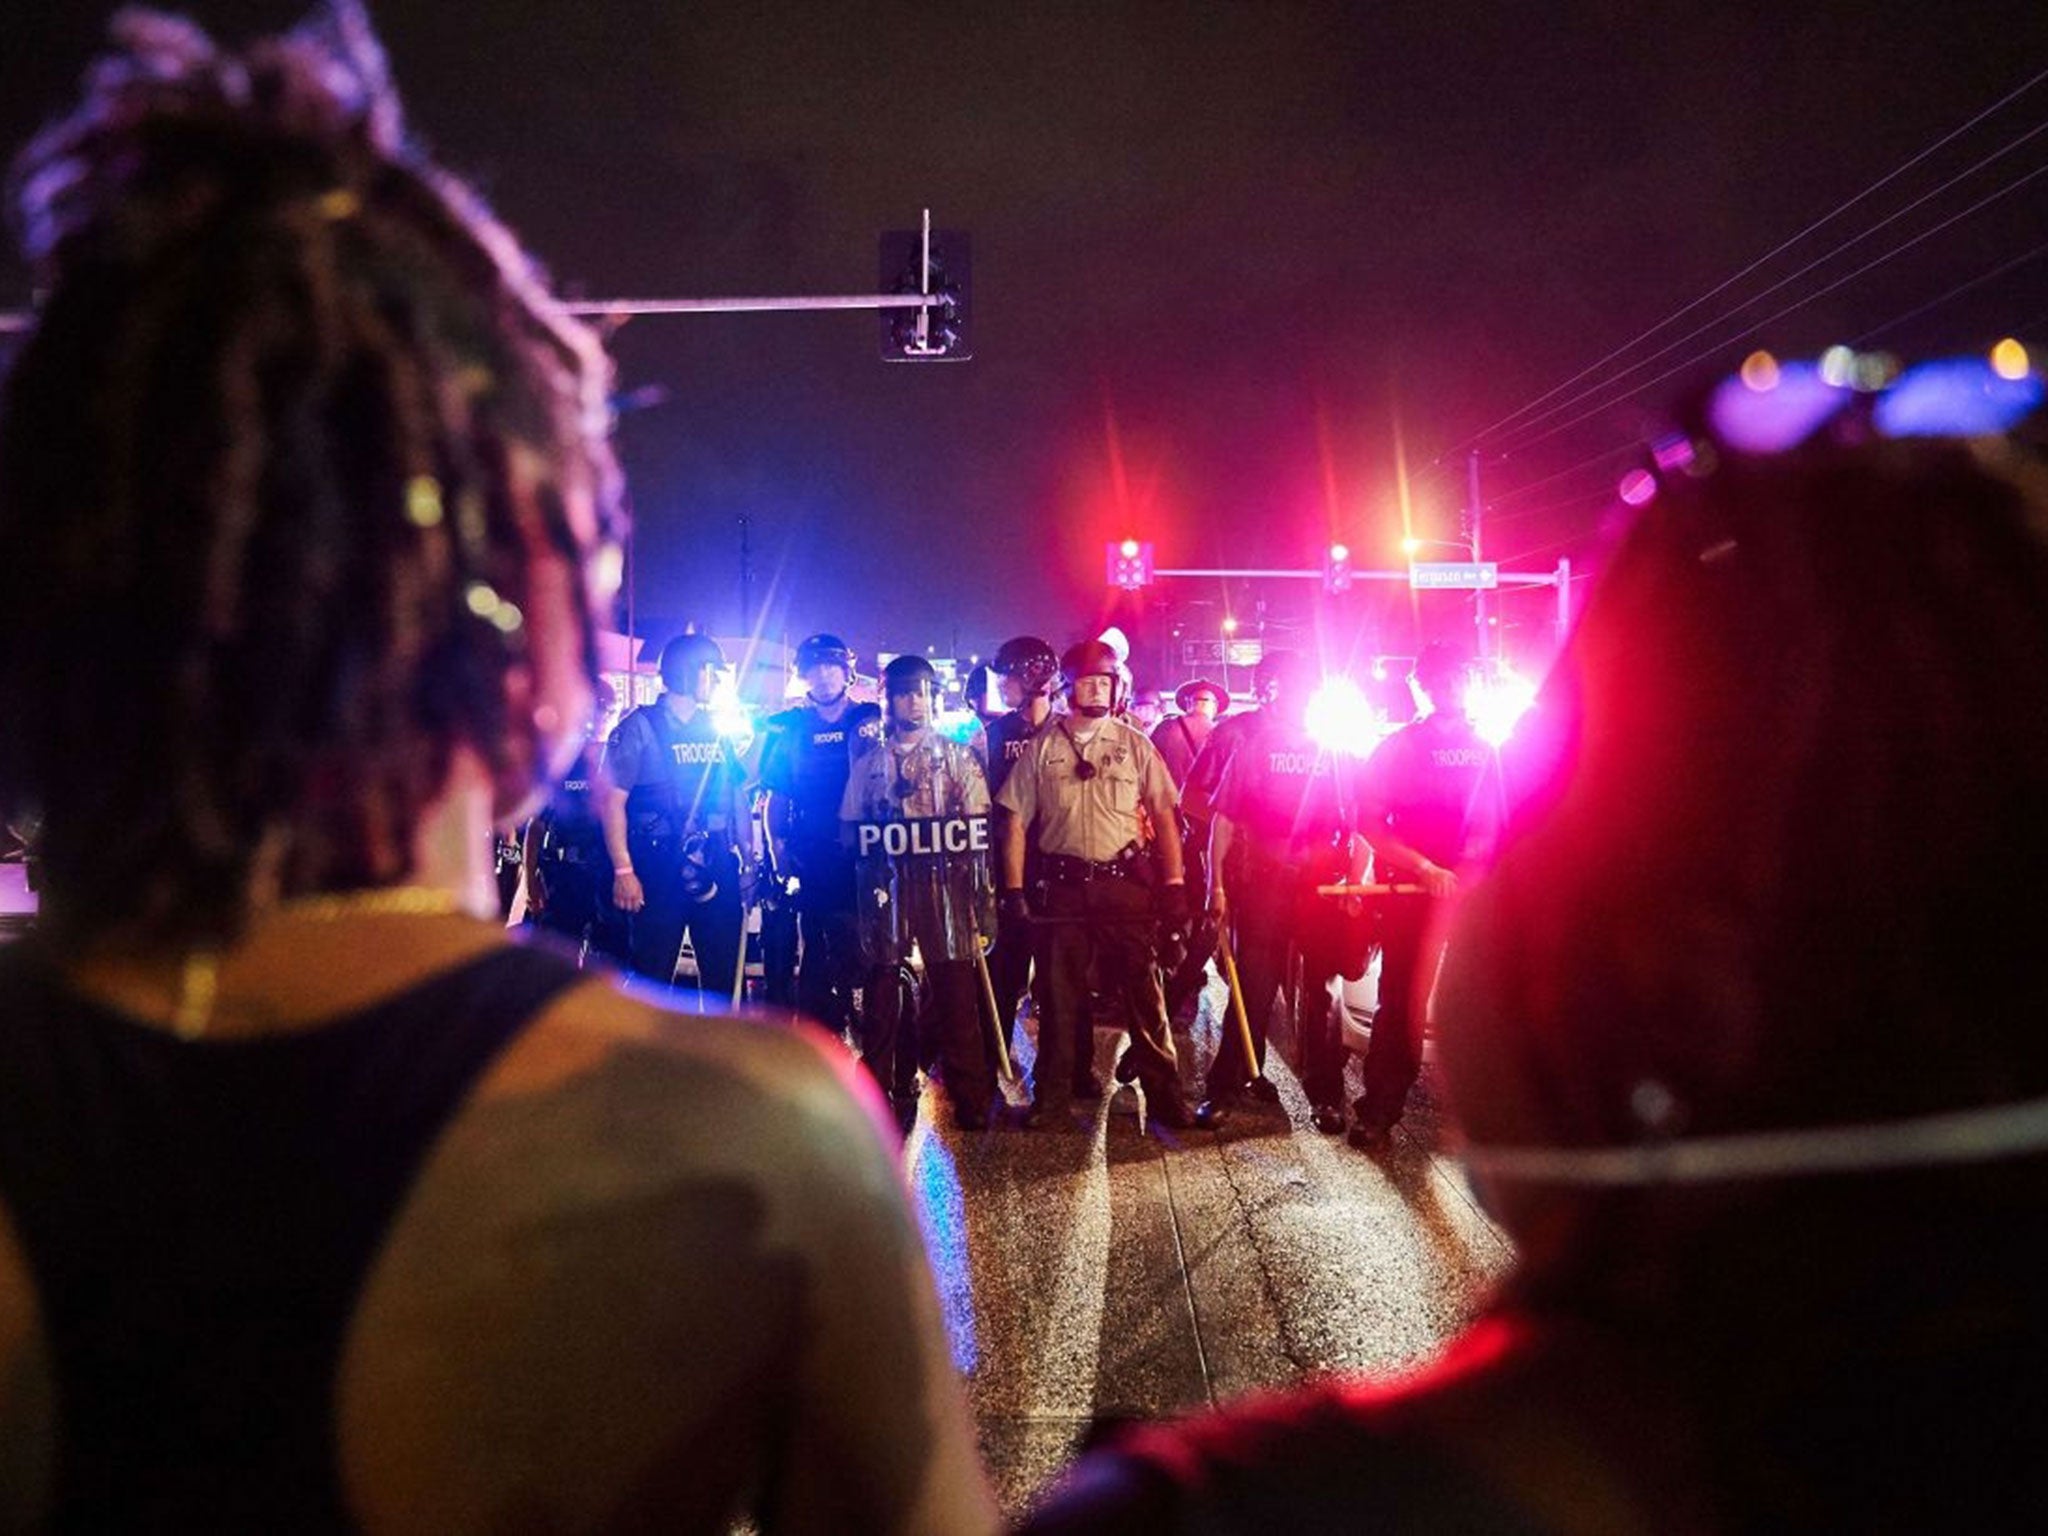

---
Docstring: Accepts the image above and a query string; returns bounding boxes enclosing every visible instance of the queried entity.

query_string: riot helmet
[991,635,1059,698]
[964,663,1002,723]
[1410,642,1471,712]
[794,632,856,675]
[882,653,939,733]
[1060,638,1123,719]
[659,631,727,703]
[1252,648,1313,708]
[793,632,855,703]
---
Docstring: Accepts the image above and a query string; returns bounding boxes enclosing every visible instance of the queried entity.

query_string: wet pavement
[898,974,1516,1524]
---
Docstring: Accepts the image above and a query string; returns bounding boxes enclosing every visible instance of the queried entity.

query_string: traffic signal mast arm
[564,293,955,316]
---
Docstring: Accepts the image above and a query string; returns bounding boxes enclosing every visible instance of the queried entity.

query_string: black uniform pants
[1357,893,1440,1127]
[862,958,991,1113]
[988,910,1039,1056]
[761,899,799,1008]
[627,832,744,1012]
[1209,878,1351,1105]
[1160,823,1211,1021]
[1036,877,1185,1112]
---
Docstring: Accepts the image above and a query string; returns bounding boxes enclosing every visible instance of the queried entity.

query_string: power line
[1852,240,2048,344]
[1501,158,2048,456]
[1486,441,1641,504]
[1494,123,2048,452]
[1486,486,1619,529]
[1437,65,2048,459]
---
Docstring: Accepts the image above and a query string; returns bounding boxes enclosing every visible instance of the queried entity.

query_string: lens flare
[1991,337,2032,383]
[709,673,754,746]
[1304,675,1383,756]
[1469,667,1537,747]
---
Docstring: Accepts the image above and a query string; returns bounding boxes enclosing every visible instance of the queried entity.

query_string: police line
[854,816,991,859]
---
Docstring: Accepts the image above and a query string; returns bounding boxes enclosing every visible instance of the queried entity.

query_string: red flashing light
[1107,539,1155,590]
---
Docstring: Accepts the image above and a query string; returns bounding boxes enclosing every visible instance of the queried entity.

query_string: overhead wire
[1501,158,2048,454]
[1433,65,2048,462]
[1493,121,2048,452]
[1852,240,2048,344]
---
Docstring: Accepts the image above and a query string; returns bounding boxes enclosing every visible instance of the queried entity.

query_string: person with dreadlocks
[0,9,996,1532]
[1025,366,2048,1533]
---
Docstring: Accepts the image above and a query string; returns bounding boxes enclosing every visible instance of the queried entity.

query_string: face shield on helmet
[1060,639,1123,719]
[1410,643,1471,713]
[992,635,1059,705]
[882,654,939,733]
[1252,649,1313,711]
[793,632,855,704]
[659,631,728,704]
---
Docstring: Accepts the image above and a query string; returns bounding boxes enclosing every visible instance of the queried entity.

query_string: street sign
[1226,639,1264,666]
[1181,640,1225,666]
[1409,561,1499,590]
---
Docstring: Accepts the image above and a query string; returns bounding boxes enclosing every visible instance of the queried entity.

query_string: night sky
[4,1,2043,685]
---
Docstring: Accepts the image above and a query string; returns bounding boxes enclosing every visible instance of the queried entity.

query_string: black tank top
[0,940,585,1532]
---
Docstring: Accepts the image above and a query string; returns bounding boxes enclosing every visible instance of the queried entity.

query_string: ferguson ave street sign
[1408,561,1500,590]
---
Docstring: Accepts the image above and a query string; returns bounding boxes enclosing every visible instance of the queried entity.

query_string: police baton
[1314,882,1428,898]
[969,931,1018,1084]
[1212,923,1262,1087]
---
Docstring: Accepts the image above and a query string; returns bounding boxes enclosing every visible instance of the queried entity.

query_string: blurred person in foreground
[1024,378,2048,1530]
[0,8,996,1532]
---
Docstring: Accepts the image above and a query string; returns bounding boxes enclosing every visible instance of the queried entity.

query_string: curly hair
[0,3,625,946]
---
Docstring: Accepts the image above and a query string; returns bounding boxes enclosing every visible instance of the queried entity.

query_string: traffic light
[880,225,971,361]
[1323,542,1353,593]
[1107,538,1155,590]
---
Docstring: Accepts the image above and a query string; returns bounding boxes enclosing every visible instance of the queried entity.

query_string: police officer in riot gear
[758,633,883,1028]
[997,639,1197,1131]
[841,654,999,1133]
[597,631,755,1007]
[1175,650,1313,1046]
[1198,658,1371,1132]
[983,635,1059,1055]
[522,678,630,965]
[1349,643,1502,1148]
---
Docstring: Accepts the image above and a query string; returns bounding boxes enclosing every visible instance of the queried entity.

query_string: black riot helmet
[1252,648,1313,707]
[793,632,856,675]
[964,662,1001,722]
[991,635,1059,697]
[882,653,939,733]
[1410,642,1471,711]
[1060,638,1124,717]
[659,631,727,702]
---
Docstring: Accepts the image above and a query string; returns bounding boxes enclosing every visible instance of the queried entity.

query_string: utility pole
[1467,450,1488,666]
[738,514,753,634]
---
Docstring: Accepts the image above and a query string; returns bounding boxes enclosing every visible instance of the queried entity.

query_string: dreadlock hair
[0,3,625,949]
[1442,437,2048,1400]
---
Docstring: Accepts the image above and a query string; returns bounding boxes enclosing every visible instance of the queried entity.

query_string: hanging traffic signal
[1323,542,1354,593]
[880,221,971,361]
[1107,538,1155,590]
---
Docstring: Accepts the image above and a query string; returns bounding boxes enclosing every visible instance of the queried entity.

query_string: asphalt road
[898,974,1515,1522]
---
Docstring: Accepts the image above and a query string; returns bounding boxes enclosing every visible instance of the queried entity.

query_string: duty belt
[1041,847,1144,885]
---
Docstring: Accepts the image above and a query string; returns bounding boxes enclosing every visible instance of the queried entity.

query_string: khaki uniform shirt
[996,715,1177,862]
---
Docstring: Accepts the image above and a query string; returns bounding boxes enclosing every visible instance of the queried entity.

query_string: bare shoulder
[339,975,931,1531]
[468,970,899,1194]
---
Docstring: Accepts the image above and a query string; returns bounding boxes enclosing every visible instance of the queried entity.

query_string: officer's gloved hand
[1000,888,1033,926]
[1154,882,1191,928]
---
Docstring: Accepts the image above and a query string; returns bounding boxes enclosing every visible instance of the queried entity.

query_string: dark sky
[4,1,2043,680]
